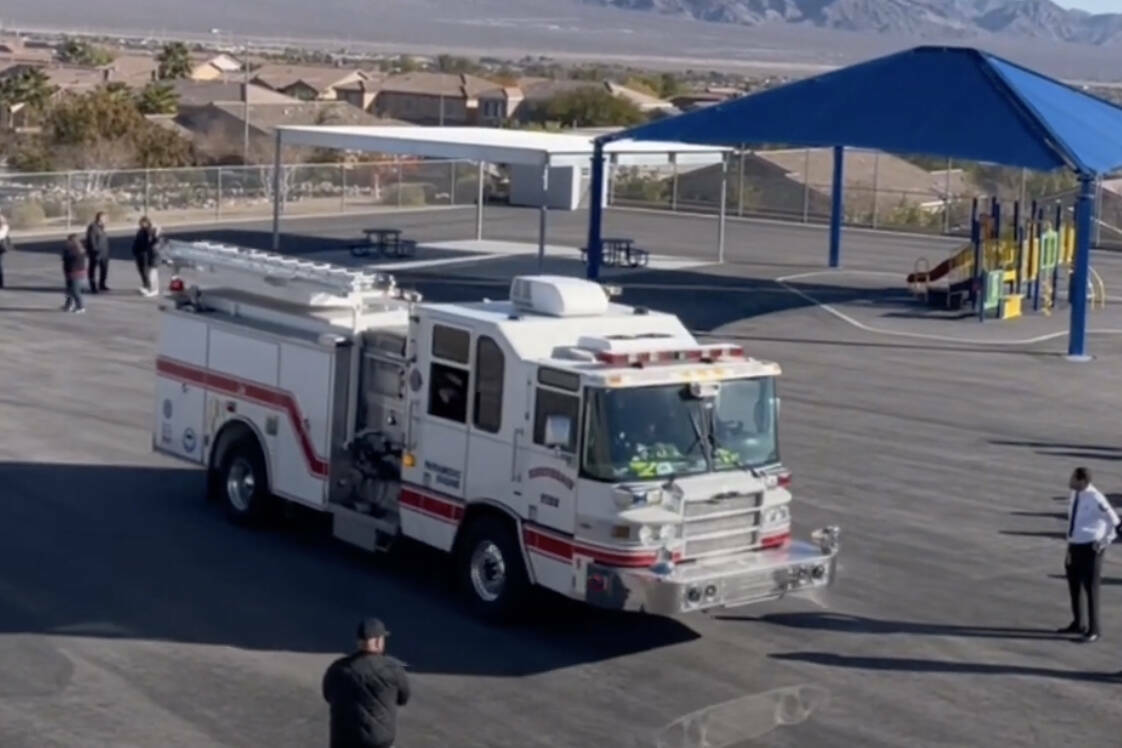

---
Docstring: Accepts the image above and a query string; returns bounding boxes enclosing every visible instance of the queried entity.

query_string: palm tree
[156,42,192,80]
[0,68,57,111]
[136,81,179,115]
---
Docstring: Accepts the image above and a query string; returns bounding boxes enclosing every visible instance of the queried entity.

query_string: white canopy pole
[476,160,484,241]
[538,154,550,271]
[271,129,282,251]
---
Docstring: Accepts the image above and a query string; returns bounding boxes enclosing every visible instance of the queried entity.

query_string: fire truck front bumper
[584,527,840,616]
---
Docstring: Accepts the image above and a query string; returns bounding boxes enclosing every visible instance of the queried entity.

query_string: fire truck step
[330,505,398,553]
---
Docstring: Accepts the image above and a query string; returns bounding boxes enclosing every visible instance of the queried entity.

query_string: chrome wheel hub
[469,541,506,603]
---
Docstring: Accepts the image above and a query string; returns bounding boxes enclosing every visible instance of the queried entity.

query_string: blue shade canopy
[615,46,1122,176]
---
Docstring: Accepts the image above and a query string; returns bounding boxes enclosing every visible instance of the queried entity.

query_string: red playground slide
[906,258,951,284]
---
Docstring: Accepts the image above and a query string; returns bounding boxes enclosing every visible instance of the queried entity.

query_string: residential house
[175,100,399,162]
[658,148,968,220]
[97,54,159,87]
[0,35,54,65]
[477,79,676,126]
[374,72,495,125]
[335,75,384,113]
[250,64,368,101]
[189,53,243,81]
[170,80,299,108]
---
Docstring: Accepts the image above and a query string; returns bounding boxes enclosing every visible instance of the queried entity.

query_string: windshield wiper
[706,407,760,476]
[685,407,712,465]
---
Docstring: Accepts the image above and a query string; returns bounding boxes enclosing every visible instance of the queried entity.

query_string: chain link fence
[0,159,480,236]
[608,148,1122,249]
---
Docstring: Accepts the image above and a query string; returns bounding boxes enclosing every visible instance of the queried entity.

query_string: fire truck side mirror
[543,415,572,451]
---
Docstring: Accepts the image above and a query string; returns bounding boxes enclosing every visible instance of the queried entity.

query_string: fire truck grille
[683,531,758,559]
[682,512,759,539]
[683,492,762,517]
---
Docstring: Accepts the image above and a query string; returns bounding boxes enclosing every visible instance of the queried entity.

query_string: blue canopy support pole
[586,140,606,280]
[1068,175,1095,361]
[828,145,844,268]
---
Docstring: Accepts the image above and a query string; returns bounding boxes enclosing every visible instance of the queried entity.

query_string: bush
[384,183,428,207]
[8,201,46,229]
[73,199,128,225]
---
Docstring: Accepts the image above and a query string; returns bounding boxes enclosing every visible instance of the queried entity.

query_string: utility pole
[242,41,251,165]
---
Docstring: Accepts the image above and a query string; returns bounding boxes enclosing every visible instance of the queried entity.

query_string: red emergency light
[593,344,744,367]
[168,276,185,293]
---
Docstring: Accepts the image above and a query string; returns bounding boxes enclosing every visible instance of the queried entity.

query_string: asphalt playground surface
[4,205,1122,747]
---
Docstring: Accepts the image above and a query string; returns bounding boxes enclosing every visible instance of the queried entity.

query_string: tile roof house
[189,53,243,81]
[335,75,385,113]
[374,72,495,125]
[645,148,969,221]
[477,79,676,125]
[170,80,299,107]
[176,100,402,162]
[250,64,368,101]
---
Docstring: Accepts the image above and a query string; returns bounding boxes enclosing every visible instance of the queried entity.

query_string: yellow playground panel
[908,199,1105,322]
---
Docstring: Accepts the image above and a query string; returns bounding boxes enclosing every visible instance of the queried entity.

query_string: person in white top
[1059,466,1121,643]
[0,213,10,288]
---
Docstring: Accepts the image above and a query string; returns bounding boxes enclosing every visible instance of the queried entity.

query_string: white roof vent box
[509,275,610,317]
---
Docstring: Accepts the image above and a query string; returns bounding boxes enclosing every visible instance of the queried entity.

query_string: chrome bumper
[585,527,839,616]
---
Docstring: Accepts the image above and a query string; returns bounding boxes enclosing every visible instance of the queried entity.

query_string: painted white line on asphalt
[775,270,1122,346]
[365,253,506,271]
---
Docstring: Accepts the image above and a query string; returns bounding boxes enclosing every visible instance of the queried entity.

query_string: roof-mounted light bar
[593,344,744,367]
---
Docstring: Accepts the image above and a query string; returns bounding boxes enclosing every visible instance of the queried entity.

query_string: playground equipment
[907,197,1106,322]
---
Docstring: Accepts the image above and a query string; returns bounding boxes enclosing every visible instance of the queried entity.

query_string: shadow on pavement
[718,611,1065,641]
[769,651,1119,683]
[0,461,698,675]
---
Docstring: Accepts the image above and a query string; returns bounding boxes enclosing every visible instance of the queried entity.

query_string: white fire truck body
[153,241,839,618]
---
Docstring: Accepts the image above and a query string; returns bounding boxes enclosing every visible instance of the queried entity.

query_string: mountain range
[583,0,1122,43]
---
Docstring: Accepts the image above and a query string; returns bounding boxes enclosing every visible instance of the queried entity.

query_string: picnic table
[350,228,416,259]
[580,237,649,269]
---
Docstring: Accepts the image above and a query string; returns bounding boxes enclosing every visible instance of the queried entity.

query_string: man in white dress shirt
[1059,467,1121,643]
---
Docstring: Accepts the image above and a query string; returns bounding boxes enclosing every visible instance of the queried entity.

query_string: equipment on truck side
[153,240,840,620]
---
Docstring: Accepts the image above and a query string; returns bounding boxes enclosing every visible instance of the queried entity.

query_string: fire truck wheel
[456,516,529,622]
[217,438,273,524]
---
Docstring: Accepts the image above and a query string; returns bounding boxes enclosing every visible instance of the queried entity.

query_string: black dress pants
[1066,542,1103,634]
[88,255,108,291]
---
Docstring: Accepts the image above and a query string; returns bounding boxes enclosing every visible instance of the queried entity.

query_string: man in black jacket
[323,618,410,748]
[85,212,111,293]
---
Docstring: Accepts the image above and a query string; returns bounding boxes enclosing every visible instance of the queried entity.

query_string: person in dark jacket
[85,211,111,293]
[131,216,160,297]
[61,234,86,313]
[0,213,10,288]
[322,618,410,748]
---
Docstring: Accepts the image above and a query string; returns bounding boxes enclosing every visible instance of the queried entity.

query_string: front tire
[455,516,529,623]
[215,438,274,525]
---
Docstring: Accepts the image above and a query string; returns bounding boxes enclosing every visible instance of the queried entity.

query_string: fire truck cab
[153,241,839,620]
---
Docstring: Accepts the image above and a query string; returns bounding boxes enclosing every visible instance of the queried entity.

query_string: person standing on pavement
[322,618,410,748]
[85,211,110,294]
[61,233,86,313]
[131,216,160,297]
[0,213,10,288]
[1059,467,1121,643]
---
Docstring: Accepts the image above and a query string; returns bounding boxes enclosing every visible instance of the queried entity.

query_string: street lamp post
[212,29,250,164]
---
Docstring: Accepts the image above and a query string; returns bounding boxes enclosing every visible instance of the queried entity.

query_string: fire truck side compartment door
[275,342,334,508]
[516,378,580,533]
[155,314,207,464]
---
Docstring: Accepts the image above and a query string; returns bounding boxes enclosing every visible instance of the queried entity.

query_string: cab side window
[428,325,470,424]
[533,388,579,452]
[473,336,503,433]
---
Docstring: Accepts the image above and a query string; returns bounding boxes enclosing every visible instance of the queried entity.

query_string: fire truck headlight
[637,525,654,545]
[763,504,790,526]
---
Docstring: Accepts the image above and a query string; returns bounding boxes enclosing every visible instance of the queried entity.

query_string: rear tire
[455,516,529,623]
[215,437,274,525]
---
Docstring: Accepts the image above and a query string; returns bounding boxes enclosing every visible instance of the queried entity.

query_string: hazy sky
[1058,0,1122,12]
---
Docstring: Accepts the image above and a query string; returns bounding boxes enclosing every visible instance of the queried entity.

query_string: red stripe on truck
[156,356,329,478]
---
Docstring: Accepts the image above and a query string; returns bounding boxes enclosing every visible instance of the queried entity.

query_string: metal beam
[271,129,282,251]
[538,155,550,271]
[717,154,728,263]
[1067,174,1095,361]
[828,146,844,268]
[475,160,484,240]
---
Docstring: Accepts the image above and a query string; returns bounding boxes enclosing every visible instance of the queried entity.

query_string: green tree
[58,38,115,66]
[157,42,192,80]
[0,68,57,111]
[540,87,644,128]
[135,81,179,115]
[657,72,682,99]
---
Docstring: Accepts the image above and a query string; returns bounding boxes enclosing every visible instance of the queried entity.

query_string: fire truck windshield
[582,377,778,481]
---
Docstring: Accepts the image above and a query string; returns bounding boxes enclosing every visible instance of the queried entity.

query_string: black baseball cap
[357,617,390,639]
